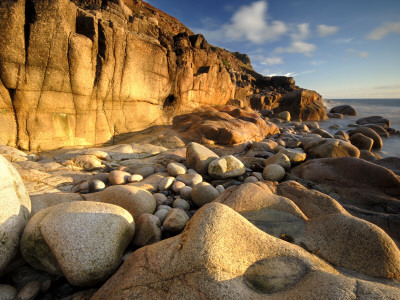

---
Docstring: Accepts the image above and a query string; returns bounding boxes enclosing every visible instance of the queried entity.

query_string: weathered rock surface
[0,155,31,272]
[208,155,246,179]
[20,201,135,286]
[306,138,360,158]
[186,142,218,174]
[349,127,383,150]
[92,203,400,299]
[329,105,357,116]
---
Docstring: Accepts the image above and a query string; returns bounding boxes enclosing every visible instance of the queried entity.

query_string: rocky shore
[1,103,400,299]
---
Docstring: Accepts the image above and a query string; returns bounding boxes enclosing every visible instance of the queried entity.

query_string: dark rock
[349,133,374,151]
[349,127,383,150]
[356,116,391,127]
[329,105,357,116]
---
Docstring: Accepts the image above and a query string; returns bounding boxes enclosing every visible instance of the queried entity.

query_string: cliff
[0,0,326,151]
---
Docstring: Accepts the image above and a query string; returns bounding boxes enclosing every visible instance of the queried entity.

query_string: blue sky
[147,0,400,99]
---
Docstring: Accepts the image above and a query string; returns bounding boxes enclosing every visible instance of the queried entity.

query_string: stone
[154,209,169,225]
[329,105,357,116]
[131,214,162,247]
[128,172,169,193]
[0,284,17,300]
[180,186,193,200]
[171,180,186,194]
[349,127,383,150]
[167,162,187,176]
[20,201,135,286]
[100,185,156,220]
[16,280,41,300]
[208,155,246,179]
[306,138,360,158]
[30,192,83,216]
[89,179,106,193]
[153,193,169,207]
[157,205,172,212]
[186,142,219,174]
[349,133,374,151]
[372,157,400,176]
[72,155,103,171]
[264,153,291,170]
[173,198,190,211]
[163,208,189,233]
[334,130,349,140]
[360,150,380,161]
[90,203,400,300]
[108,170,131,185]
[327,113,343,119]
[263,164,286,182]
[128,174,144,183]
[174,106,279,145]
[244,176,258,183]
[364,124,389,137]
[191,182,220,208]
[158,176,175,191]
[134,166,155,179]
[278,148,306,164]
[311,128,334,138]
[175,174,203,186]
[250,140,278,152]
[356,116,390,127]
[0,155,31,272]
[276,111,291,121]
[215,185,225,194]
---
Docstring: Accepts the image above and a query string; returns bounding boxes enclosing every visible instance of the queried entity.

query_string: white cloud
[310,60,326,66]
[265,70,315,77]
[317,25,339,37]
[291,23,311,40]
[366,21,400,40]
[276,41,317,57]
[193,1,287,44]
[346,48,369,58]
[261,56,284,65]
[334,37,354,44]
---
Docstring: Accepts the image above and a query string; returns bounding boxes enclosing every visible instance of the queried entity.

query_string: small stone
[176,174,203,186]
[134,166,155,178]
[16,281,41,300]
[276,111,291,121]
[108,170,131,185]
[244,176,258,183]
[154,209,169,224]
[278,148,306,164]
[40,279,51,293]
[173,198,190,211]
[171,181,185,194]
[153,193,168,207]
[191,182,220,208]
[128,174,144,183]
[163,209,189,233]
[0,284,17,300]
[180,186,193,200]
[131,214,162,247]
[187,169,198,175]
[263,164,286,182]
[208,155,246,179]
[264,153,291,170]
[215,185,225,194]
[157,205,172,211]
[27,154,37,162]
[252,172,263,181]
[73,155,103,171]
[311,128,334,138]
[89,180,106,193]
[167,162,187,176]
[158,177,175,191]
[186,142,219,174]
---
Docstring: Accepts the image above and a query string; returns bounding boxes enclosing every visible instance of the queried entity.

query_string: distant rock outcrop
[0,0,327,151]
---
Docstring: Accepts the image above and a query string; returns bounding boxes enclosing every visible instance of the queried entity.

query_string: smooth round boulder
[349,127,383,150]
[163,209,189,233]
[153,193,168,207]
[180,186,193,200]
[89,180,106,193]
[278,148,306,164]
[208,155,246,179]
[131,214,161,247]
[264,153,291,170]
[350,133,374,151]
[20,201,135,287]
[128,174,143,183]
[173,198,190,211]
[175,174,203,186]
[186,142,219,174]
[73,155,103,171]
[311,128,334,139]
[167,162,187,176]
[100,185,156,220]
[158,176,175,191]
[329,105,357,116]
[0,155,31,273]
[263,164,286,182]
[276,111,291,121]
[108,170,131,185]
[0,284,17,300]
[191,182,220,208]
[356,116,390,127]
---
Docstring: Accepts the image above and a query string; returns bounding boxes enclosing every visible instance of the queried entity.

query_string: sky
[145,0,400,99]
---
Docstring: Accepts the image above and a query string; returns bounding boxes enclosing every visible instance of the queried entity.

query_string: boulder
[191,182,220,208]
[356,116,390,127]
[131,213,161,247]
[167,162,187,176]
[329,105,357,116]
[91,203,400,299]
[108,170,131,185]
[349,133,374,151]
[264,153,291,170]
[311,128,334,138]
[186,142,218,174]
[278,148,306,164]
[306,138,360,158]
[100,185,156,220]
[262,164,285,182]
[349,127,383,150]
[208,155,246,179]
[174,106,279,145]
[163,208,189,233]
[0,155,31,272]
[20,201,135,286]
[276,111,291,121]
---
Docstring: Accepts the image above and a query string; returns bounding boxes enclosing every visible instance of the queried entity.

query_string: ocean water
[319,99,400,158]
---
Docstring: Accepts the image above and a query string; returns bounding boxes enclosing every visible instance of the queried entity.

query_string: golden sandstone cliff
[0,0,326,152]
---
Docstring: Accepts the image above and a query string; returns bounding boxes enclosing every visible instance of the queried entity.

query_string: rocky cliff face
[0,0,326,151]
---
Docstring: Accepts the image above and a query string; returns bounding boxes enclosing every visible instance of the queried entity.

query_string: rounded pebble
[89,179,106,193]
[167,162,187,176]
[158,177,175,191]
[154,209,169,224]
[153,193,168,207]
[215,185,225,194]
[163,209,189,233]
[171,181,185,194]
[180,186,192,200]
[128,174,144,183]
[17,281,41,300]
[173,198,190,211]
[263,164,286,181]
[191,182,220,207]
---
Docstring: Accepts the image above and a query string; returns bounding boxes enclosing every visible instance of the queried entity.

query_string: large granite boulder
[0,155,31,272]
[20,201,135,286]
[305,138,360,158]
[92,203,400,299]
[329,105,357,116]
[349,127,383,150]
[173,106,279,145]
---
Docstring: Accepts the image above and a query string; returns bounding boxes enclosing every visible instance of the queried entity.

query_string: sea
[319,99,400,158]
